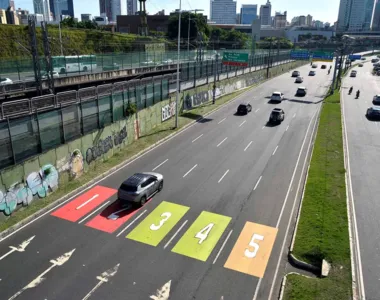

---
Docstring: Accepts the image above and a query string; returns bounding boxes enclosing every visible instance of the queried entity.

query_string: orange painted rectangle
[224,222,278,278]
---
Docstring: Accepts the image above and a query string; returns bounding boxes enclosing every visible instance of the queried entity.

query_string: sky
[14,0,339,24]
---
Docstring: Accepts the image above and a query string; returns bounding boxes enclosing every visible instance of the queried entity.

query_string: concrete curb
[288,252,321,274]
[0,60,305,240]
[278,272,314,300]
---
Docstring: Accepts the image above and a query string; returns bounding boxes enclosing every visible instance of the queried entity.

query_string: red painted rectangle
[51,185,117,222]
[85,201,142,233]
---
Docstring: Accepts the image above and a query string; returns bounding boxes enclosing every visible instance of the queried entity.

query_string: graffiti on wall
[0,164,59,216]
[184,91,210,110]
[56,149,84,179]
[86,126,127,164]
[162,102,176,122]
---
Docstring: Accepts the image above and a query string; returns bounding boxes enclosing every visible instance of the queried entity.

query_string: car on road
[237,102,252,114]
[162,59,173,64]
[372,94,380,105]
[292,70,300,77]
[350,70,357,77]
[270,91,284,103]
[321,64,327,69]
[0,77,13,85]
[118,172,164,206]
[361,57,366,60]
[296,87,307,96]
[309,70,316,76]
[372,58,379,63]
[312,64,318,68]
[269,108,285,124]
[141,60,155,66]
[295,76,304,83]
[41,71,60,79]
[359,63,364,67]
[366,106,380,120]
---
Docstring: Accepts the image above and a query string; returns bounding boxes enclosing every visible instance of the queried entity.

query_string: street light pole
[175,1,182,129]
[187,15,191,60]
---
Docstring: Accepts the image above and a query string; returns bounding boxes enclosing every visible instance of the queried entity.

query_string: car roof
[298,86,306,89]
[123,173,151,186]
[273,108,283,112]
[272,91,281,94]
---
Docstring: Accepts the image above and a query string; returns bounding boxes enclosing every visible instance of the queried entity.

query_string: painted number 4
[195,223,214,244]
[245,233,264,258]
[150,212,172,231]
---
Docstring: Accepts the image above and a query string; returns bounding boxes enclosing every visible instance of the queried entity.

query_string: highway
[0,63,332,300]
[342,58,380,300]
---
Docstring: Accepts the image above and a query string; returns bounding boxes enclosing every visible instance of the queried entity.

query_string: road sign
[222,52,249,67]
[290,50,310,60]
[312,51,334,62]
[349,54,362,60]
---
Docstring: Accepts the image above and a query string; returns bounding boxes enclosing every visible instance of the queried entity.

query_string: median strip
[283,90,352,299]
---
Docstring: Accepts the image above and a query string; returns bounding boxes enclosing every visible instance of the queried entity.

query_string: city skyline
[13,0,337,23]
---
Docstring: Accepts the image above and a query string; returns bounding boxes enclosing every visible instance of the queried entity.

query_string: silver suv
[118,172,164,206]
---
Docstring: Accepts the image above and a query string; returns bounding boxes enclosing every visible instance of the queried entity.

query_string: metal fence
[0,50,295,170]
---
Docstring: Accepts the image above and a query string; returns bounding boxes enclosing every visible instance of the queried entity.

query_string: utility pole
[41,21,55,94]
[331,51,339,94]
[212,53,219,104]
[29,15,42,96]
[266,39,273,79]
[175,1,182,129]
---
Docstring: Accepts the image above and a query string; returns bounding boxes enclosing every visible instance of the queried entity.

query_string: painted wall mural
[56,149,84,179]
[86,126,127,164]
[162,102,176,122]
[0,164,59,216]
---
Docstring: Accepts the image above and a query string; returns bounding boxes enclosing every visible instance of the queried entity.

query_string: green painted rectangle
[126,201,189,246]
[222,52,249,64]
[171,211,231,261]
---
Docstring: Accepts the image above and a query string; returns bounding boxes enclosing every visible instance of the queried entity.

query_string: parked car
[296,87,307,96]
[372,94,380,105]
[0,77,13,85]
[312,64,318,68]
[270,91,284,103]
[292,70,300,77]
[321,65,327,69]
[309,70,316,76]
[269,108,285,124]
[295,76,304,83]
[118,172,164,206]
[367,106,380,120]
[237,102,252,114]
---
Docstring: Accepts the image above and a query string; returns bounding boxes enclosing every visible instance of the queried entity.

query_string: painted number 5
[195,223,214,244]
[245,233,264,258]
[150,212,172,231]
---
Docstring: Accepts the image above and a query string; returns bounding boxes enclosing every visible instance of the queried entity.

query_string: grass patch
[284,90,352,299]
[0,88,247,233]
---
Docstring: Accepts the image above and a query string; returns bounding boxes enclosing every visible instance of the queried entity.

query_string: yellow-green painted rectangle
[126,201,189,246]
[171,211,231,261]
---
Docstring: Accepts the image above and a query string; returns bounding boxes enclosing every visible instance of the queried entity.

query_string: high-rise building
[274,11,287,28]
[127,0,137,15]
[0,0,10,9]
[81,13,92,21]
[364,0,375,29]
[0,9,6,23]
[372,0,380,30]
[210,0,237,24]
[240,4,257,24]
[50,0,74,20]
[298,15,306,25]
[314,20,324,28]
[306,14,312,26]
[259,0,271,26]
[9,0,13,9]
[33,0,51,21]
[100,0,126,23]
[5,6,18,24]
[337,0,375,32]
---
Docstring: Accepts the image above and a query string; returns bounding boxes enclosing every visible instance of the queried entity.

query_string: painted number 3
[150,212,172,231]
[245,233,264,258]
[195,223,215,244]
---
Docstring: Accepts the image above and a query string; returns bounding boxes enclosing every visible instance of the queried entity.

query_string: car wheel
[158,181,163,192]
[140,196,147,207]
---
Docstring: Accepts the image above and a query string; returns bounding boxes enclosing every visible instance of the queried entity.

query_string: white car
[162,59,173,64]
[0,77,13,85]
[295,76,304,83]
[270,92,284,103]
[41,71,59,79]
[141,60,155,66]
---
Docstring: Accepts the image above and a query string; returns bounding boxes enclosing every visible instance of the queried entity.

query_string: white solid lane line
[293,113,296,118]
[116,210,147,237]
[76,194,99,210]
[244,141,253,152]
[78,201,111,224]
[152,159,169,171]
[192,134,204,143]
[254,176,262,191]
[286,125,289,131]
[255,108,260,113]
[272,145,279,156]
[183,164,198,178]
[218,118,226,124]
[217,137,228,147]
[213,230,233,264]
[239,120,246,127]
[218,170,230,183]
[163,220,188,249]
[262,126,265,129]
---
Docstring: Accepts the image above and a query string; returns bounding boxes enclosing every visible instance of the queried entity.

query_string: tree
[167,12,209,43]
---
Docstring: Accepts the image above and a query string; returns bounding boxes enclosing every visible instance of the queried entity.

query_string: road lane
[0,62,332,300]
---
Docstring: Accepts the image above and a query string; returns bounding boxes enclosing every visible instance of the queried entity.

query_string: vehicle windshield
[120,183,138,192]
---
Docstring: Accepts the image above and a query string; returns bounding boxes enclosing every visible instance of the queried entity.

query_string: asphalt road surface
[342,57,380,300]
[0,63,333,300]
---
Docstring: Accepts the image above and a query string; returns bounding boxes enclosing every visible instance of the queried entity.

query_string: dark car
[296,87,307,96]
[373,94,380,105]
[366,106,380,120]
[309,70,316,76]
[321,65,327,69]
[118,172,164,206]
[269,108,285,124]
[292,70,300,77]
[237,102,252,115]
